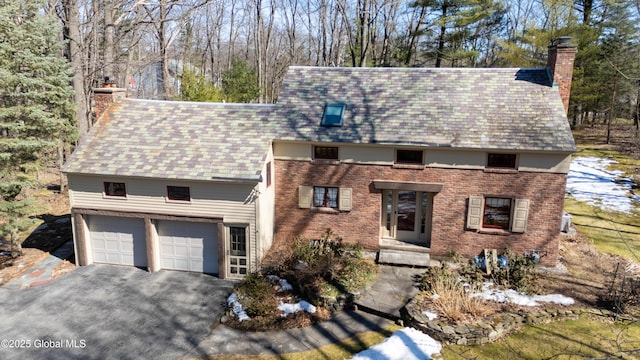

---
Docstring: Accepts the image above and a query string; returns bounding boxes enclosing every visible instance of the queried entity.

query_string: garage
[157,221,218,274]
[89,216,147,267]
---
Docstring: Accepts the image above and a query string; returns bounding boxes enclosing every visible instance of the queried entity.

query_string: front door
[382,190,432,246]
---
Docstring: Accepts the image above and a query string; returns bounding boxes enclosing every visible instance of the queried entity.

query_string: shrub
[418,264,491,323]
[602,266,640,315]
[293,228,344,265]
[491,249,539,294]
[234,272,279,318]
[230,229,379,331]
[333,257,378,293]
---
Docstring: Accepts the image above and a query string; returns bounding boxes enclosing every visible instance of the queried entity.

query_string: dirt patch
[572,123,640,158]
[538,232,640,312]
[52,259,77,279]
[0,168,73,286]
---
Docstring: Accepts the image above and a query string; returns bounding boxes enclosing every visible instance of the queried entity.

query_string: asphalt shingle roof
[63,99,274,181]
[64,66,576,182]
[274,66,576,152]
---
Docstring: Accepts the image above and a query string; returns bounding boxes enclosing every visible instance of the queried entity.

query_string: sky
[566,156,640,214]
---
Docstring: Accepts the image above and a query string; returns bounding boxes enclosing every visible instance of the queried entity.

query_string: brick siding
[93,88,127,122]
[274,160,567,266]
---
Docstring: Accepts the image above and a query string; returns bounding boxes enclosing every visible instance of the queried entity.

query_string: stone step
[378,248,430,267]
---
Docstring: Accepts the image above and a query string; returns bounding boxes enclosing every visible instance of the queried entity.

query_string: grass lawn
[441,314,640,359]
[565,197,640,263]
[567,146,640,263]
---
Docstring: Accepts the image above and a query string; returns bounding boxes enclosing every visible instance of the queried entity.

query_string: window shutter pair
[466,196,529,233]
[298,186,352,211]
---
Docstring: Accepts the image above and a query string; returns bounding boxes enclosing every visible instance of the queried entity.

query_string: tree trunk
[405,6,426,66]
[63,0,90,136]
[104,0,115,81]
[435,3,448,68]
[10,228,22,258]
[635,83,640,137]
[159,0,172,99]
[607,81,617,145]
[574,103,582,126]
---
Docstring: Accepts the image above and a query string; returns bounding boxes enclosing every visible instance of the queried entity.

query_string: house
[63,38,576,276]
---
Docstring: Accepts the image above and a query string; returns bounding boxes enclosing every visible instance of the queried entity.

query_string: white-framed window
[313,186,339,208]
[298,185,352,211]
[467,196,529,233]
[166,185,191,202]
[103,182,126,197]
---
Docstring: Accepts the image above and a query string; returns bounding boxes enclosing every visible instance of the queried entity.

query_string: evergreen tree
[0,1,75,256]
[411,0,506,67]
[222,59,260,103]
[178,66,223,102]
[594,0,640,141]
[497,0,578,68]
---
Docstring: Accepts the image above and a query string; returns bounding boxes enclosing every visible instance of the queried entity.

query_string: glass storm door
[396,191,417,240]
[382,190,432,245]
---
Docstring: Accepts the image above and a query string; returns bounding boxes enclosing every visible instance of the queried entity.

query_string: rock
[442,325,456,335]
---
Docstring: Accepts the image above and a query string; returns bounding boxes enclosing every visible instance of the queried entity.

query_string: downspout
[253,187,260,271]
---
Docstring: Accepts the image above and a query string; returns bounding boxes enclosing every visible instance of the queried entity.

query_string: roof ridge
[122,98,275,108]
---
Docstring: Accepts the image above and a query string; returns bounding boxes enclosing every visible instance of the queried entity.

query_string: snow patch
[471,282,574,306]
[227,293,250,321]
[277,300,316,317]
[422,310,438,321]
[351,327,442,360]
[566,156,640,214]
[267,275,294,292]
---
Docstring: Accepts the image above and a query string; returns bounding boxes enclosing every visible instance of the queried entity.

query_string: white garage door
[89,216,147,267]
[157,221,218,274]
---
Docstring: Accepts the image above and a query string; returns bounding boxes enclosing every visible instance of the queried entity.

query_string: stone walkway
[3,240,74,290]
[354,265,425,320]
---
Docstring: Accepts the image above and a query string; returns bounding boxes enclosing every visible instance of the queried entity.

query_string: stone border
[403,297,582,345]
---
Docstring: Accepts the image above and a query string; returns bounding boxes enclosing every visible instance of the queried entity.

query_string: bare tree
[62,0,90,136]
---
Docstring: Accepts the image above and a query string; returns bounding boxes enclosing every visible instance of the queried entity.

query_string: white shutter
[298,186,313,209]
[339,188,352,211]
[467,196,483,230]
[511,199,529,233]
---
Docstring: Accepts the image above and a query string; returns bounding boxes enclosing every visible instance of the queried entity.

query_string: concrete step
[378,248,430,267]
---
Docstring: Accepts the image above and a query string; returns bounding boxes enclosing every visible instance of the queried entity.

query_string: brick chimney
[92,86,126,123]
[547,37,577,114]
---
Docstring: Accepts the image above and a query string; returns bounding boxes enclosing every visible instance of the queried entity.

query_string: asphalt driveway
[0,264,235,360]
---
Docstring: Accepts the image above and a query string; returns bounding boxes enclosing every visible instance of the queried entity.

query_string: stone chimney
[547,37,577,114]
[92,80,126,123]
